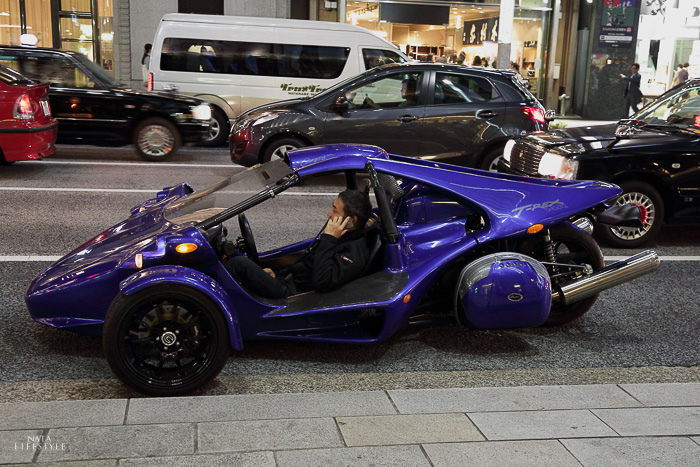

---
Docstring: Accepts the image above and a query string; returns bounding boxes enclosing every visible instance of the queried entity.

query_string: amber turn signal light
[134,253,143,268]
[175,243,198,254]
[527,224,544,234]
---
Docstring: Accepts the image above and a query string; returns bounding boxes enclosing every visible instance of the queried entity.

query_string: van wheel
[134,117,181,161]
[202,108,229,147]
[262,137,304,163]
[103,285,230,396]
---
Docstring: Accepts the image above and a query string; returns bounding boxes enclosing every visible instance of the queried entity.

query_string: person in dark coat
[620,63,642,117]
[226,189,373,299]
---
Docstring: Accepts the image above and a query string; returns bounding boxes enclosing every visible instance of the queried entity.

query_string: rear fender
[120,265,243,350]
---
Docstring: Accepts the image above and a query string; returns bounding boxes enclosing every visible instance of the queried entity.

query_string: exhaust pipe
[552,250,660,305]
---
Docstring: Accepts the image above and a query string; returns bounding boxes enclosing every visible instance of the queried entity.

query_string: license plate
[40,99,51,118]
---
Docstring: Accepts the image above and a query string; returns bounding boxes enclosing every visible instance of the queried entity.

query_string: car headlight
[503,139,516,163]
[253,112,279,126]
[191,104,212,121]
[538,152,579,180]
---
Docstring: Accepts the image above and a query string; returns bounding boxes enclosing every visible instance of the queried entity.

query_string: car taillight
[521,106,545,124]
[14,94,34,120]
[148,72,153,91]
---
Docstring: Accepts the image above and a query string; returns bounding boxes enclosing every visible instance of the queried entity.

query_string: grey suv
[229,63,548,169]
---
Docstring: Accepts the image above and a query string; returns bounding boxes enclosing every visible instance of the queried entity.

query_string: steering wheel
[237,213,259,264]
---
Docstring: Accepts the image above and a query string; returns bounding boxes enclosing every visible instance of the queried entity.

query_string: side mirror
[544,109,556,122]
[330,96,350,113]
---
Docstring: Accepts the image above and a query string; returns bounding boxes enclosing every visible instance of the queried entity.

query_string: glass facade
[344,1,552,98]
[0,0,114,73]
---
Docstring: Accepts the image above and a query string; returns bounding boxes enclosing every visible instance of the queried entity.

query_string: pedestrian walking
[678,62,689,84]
[141,43,152,89]
[671,64,683,87]
[620,63,642,117]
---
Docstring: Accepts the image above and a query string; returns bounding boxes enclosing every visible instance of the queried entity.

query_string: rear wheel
[201,107,229,147]
[597,181,664,248]
[519,223,604,326]
[134,117,181,161]
[262,137,304,163]
[103,285,230,396]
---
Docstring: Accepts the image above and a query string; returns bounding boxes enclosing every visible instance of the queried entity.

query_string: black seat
[360,222,384,277]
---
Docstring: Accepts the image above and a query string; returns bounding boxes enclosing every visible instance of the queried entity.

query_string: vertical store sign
[599,0,638,48]
[463,18,499,46]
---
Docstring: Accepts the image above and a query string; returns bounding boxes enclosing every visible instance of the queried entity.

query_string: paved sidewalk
[1,383,699,466]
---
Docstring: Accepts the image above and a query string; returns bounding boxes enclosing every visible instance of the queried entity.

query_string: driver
[226,189,373,299]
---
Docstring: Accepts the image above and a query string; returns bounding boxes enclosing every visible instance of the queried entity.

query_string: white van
[150,13,410,145]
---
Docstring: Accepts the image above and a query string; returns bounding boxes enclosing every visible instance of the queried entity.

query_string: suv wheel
[134,117,181,161]
[597,181,664,248]
[479,147,505,172]
[201,108,229,147]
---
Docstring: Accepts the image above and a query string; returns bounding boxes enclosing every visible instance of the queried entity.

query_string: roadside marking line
[18,160,236,168]
[3,255,700,263]
[0,187,338,196]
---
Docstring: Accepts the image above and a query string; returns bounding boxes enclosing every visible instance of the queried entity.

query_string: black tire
[103,285,230,396]
[0,149,14,165]
[479,147,504,171]
[519,222,605,326]
[597,181,664,248]
[133,117,182,161]
[261,136,304,163]
[201,107,229,147]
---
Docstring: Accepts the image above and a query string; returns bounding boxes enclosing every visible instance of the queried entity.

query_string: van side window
[161,38,350,79]
[362,49,407,70]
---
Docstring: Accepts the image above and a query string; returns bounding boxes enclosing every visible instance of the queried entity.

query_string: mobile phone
[345,217,356,229]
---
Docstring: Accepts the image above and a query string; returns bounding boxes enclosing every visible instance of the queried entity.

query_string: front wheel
[479,147,504,172]
[201,107,230,147]
[103,285,230,396]
[519,223,604,326]
[262,137,304,163]
[597,181,664,248]
[133,117,181,161]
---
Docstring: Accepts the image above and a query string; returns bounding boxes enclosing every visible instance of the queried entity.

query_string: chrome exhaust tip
[552,250,660,305]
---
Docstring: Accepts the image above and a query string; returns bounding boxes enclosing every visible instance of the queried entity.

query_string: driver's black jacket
[286,229,370,293]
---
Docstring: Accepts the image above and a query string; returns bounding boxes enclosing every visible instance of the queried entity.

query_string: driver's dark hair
[338,189,372,229]
[632,63,640,69]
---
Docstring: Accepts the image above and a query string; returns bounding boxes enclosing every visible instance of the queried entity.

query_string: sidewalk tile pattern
[388,384,641,414]
[620,382,700,406]
[120,452,275,466]
[467,409,619,440]
[0,430,42,464]
[423,440,582,467]
[126,391,396,424]
[197,418,343,453]
[592,407,700,436]
[561,437,700,467]
[336,413,484,446]
[276,445,431,467]
[0,399,127,430]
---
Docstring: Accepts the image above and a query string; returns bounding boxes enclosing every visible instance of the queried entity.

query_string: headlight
[191,104,212,121]
[253,112,279,126]
[503,139,516,163]
[538,152,579,180]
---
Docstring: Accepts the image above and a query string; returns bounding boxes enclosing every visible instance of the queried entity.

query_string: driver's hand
[324,216,350,238]
[264,268,276,278]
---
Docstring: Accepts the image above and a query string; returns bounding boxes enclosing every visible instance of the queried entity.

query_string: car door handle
[476,110,499,119]
[397,115,419,123]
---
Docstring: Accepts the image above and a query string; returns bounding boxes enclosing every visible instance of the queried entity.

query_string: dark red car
[0,64,57,165]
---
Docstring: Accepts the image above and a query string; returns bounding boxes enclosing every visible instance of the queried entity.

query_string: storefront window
[344,1,550,97]
[0,0,53,47]
[635,1,700,97]
[58,0,114,73]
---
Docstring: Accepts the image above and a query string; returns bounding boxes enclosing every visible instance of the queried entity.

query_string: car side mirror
[330,96,350,113]
[544,109,556,122]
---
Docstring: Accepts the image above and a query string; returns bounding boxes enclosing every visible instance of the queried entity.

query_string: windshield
[164,160,293,225]
[312,66,386,101]
[634,83,700,129]
[71,53,124,88]
[0,64,34,85]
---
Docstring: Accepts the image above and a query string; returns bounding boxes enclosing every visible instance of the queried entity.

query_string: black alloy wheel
[479,147,505,172]
[103,285,230,396]
[519,222,604,326]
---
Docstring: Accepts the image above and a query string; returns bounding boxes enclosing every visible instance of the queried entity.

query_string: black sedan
[0,46,211,161]
[229,63,549,169]
[500,79,700,248]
